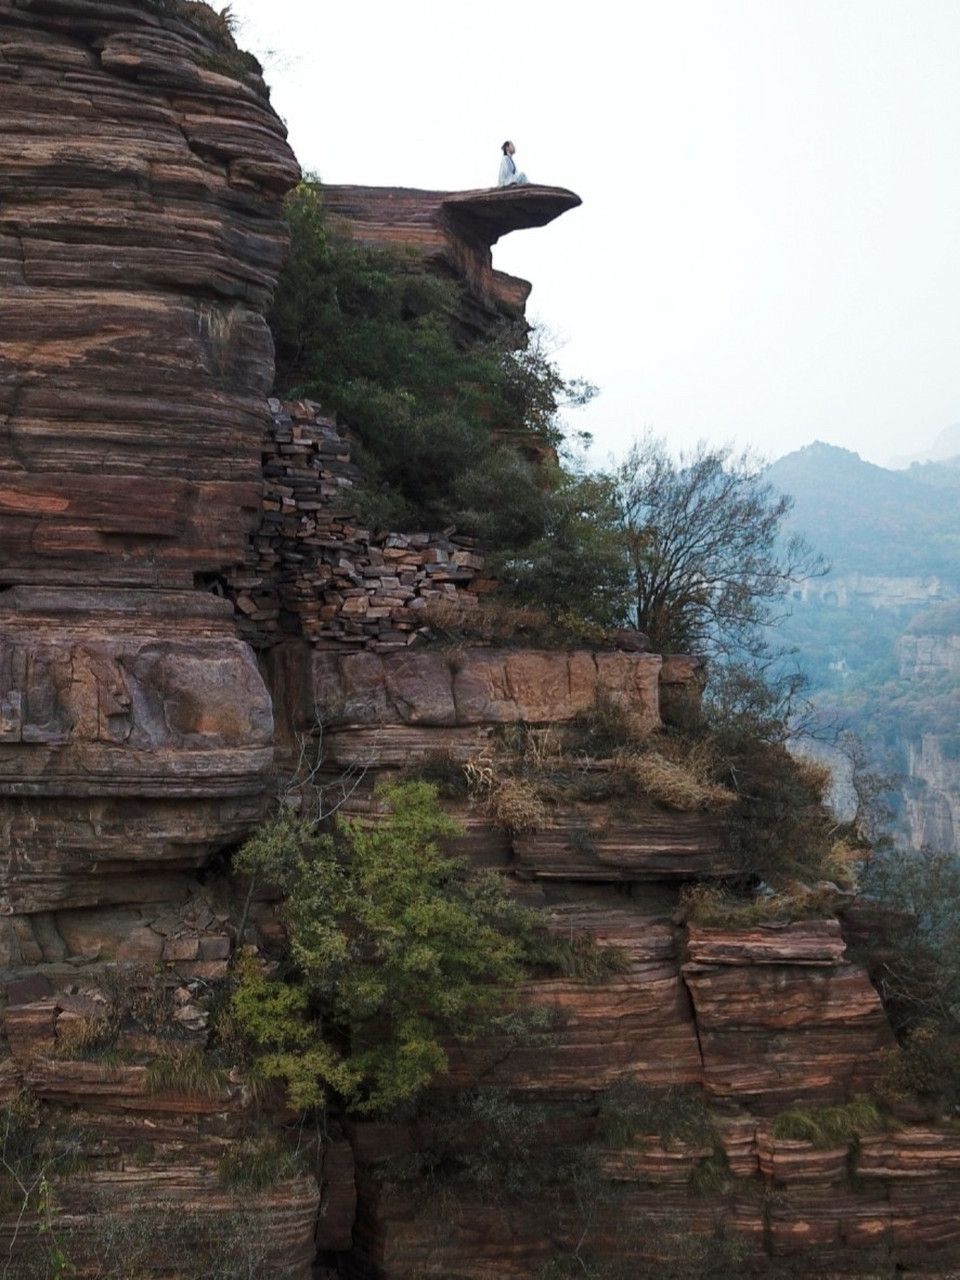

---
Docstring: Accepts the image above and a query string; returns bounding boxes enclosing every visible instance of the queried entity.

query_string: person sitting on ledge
[498,140,529,186]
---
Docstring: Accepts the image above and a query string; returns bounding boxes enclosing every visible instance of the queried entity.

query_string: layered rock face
[0,2,308,1274]
[3,8,960,1279]
[0,0,299,912]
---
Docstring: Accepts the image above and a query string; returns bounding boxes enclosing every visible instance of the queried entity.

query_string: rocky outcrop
[899,632,960,679]
[891,625,960,852]
[320,183,581,331]
[902,734,960,852]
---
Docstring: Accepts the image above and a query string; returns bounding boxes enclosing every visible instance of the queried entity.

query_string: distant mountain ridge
[890,421,960,468]
[767,441,960,580]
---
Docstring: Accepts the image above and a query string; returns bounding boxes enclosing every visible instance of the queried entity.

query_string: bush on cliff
[611,433,826,659]
[270,183,579,526]
[227,782,553,1113]
[860,844,960,1044]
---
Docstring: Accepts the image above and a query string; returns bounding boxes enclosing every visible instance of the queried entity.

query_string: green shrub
[688,1146,730,1196]
[229,783,551,1114]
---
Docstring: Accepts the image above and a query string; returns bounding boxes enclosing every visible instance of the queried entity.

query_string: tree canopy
[612,433,826,657]
[229,783,545,1114]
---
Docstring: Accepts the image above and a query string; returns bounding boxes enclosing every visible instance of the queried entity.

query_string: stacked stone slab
[225,400,489,651]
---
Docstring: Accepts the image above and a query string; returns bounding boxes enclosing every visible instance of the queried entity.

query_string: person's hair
[501,141,512,153]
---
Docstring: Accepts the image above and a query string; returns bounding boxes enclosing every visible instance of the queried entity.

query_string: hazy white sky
[230,0,960,469]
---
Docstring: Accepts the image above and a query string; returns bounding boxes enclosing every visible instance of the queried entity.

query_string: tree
[229,782,545,1114]
[488,470,631,630]
[612,433,826,658]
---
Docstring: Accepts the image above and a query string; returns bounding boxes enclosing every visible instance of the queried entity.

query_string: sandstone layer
[2,9,960,1278]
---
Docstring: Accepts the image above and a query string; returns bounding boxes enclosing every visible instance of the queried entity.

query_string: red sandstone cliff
[1,5,960,1279]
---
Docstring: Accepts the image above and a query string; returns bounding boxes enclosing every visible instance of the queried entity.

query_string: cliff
[2,6,960,1279]
[0,1,315,1273]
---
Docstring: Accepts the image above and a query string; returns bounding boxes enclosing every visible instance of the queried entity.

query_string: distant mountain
[767,441,960,853]
[890,421,960,468]
[766,441,960,579]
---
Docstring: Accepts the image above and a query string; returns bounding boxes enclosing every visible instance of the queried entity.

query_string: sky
[229,0,960,471]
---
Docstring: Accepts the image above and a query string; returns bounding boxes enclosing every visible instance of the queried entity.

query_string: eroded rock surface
[3,10,960,1277]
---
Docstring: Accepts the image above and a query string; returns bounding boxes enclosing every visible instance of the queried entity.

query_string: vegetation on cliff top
[269,183,823,651]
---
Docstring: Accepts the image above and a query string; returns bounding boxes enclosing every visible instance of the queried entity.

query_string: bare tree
[613,433,826,658]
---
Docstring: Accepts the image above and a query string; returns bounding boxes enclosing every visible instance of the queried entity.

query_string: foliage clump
[144,1046,228,1099]
[852,848,960,1117]
[217,1136,305,1192]
[680,881,845,928]
[51,964,190,1063]
[857,847,960,1033]
[228,783,556,1114]
[463,696,741,833]
[596,1084,717,1152]
[771,1097,886,1148]
[878,1023,960,1119]
[620,750,734,813]
[611,433,825,659]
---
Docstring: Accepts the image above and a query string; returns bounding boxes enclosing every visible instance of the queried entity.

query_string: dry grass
[52,1014,113,1060]
[157,0,238,43]
[466,719,741,830]
[485,776,547,835]
[418,597,548,643]
[464,745,497,794]
[819,837,867,891]
[144,1046,227,1099]
[620,751,735,812]
[417,596,611,649]
[680,881,844,927]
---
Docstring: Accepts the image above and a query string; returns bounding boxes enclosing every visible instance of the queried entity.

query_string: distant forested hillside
[767,442,960,579]
[767,442,960,851]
